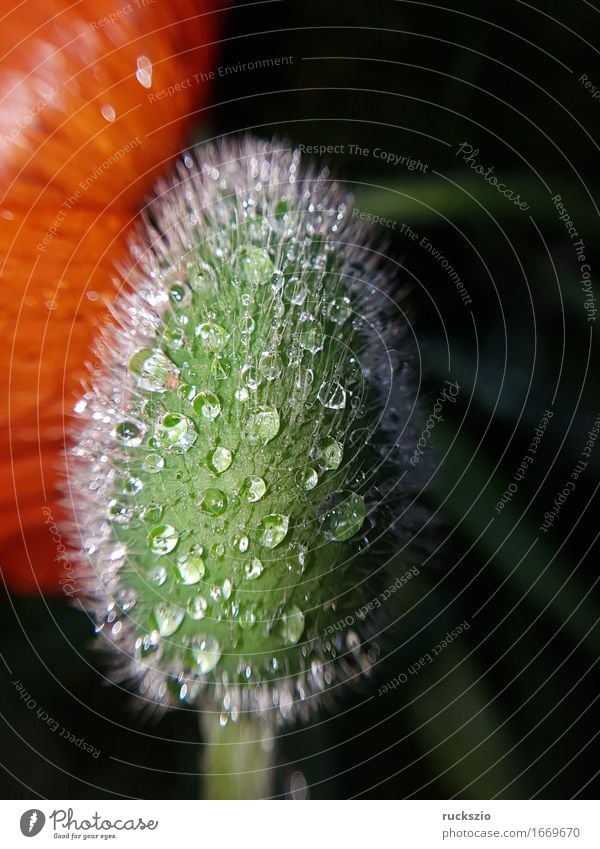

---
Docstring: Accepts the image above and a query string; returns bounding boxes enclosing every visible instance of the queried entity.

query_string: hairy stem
[199,711,276,799]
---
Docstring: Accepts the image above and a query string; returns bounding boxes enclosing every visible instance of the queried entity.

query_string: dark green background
[2,0,599,798]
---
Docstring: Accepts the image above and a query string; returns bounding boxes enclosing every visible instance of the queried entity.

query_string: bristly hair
[64,135,429,726]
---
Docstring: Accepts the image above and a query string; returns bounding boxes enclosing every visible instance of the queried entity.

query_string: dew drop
[244,558,264,580]
[246,406,280,445]
[189,635,222,673]
[315,437,343,470]
[113,420,144,446]
[257,514,289,549]
[240,475,267,502]
[208,446,233,474]
[320,491,366,541]
[153,602,184,636]
[199,489,228,516]
[298,318,324,354]
[157,412,197,453]
[128,348,174,393]
[176,552,205,584]
[147,524,179,555]
[258,351,283,381]
[195,320,229,352]
[106,500,132,525]
[299,467,318,490]
[317,380,347,410]
[150,566,168,587]
[143,453,165,474]
[235,247,274,286]
[193,390,221,420]
[187,594,208,620]
[281,604,305,645]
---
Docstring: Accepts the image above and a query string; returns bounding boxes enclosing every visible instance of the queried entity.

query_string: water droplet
[240,475,267,502]
[123,475,144,495]
[107,500,132,525]
[211,542,226,558]
[298,318,324,354]
[326,296,352,324]
[115,588,137,612]
[187,594,208,620]
[257,514,289,549]
[153,602,184,636]
[235,386,250,402]
[135,55,153,88]
[235,247,274,286]
[210,356,231,380]
[295,368,314,391]
[317,380,346,410]
[244,558,264,580]
[239,609,257,630]
[147,524,179,555]
[193,390,221,420]
[129,348,174,393]
[176,552,205,584]
[281,604,305,645]
[208,446,233,474]
[199,489,228,516]
[135,631,161,661]
[113,420,144,446]
[157,413,197,453]
[142,503,163,522]
[283,276,308,306]
[258,351,283,381]
[143,453,165,474]
[240,315,255,335]
[222,578,233,600]
[315,437,343,470]
[246,406,280,445]
[241,363,261,391]
[320,491,366,541]
[299,467,318,490]
[195,320,229,352]
[150,566,168,586]
[235,534,249,553]
[177,383,197,402]
[189,635,222,673]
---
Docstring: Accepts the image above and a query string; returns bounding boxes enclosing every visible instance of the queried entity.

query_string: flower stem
[199,711,276,799]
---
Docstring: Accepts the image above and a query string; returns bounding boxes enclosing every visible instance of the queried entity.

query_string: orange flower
[0,0,227,593]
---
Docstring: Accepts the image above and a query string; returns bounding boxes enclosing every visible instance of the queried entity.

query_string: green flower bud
[67,137,424,724]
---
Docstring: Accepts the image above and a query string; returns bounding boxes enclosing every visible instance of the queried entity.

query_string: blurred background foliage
[2,0,599,798]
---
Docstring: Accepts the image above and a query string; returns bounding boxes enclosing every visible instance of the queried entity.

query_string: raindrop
[195,321,229,352]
